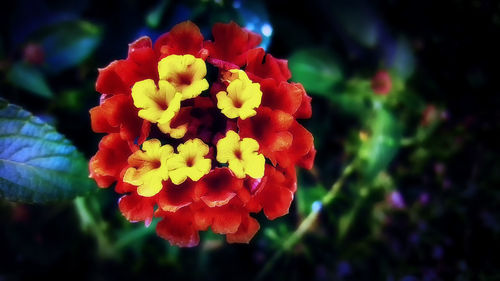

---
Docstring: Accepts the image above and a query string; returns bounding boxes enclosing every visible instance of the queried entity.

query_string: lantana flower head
[89,21,316,247]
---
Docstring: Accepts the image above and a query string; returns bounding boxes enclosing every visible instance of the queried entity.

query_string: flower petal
[89,133,132,188]
[154,21,204,59]
[260,79,303,116]
[118,192,156,224]
[195,168,241,207]
[193,200,244,234]
[158,180,195,212]
[90,94,147,142]
[255,165,294,220]
[205,22,261,67]
[226,214,260,244]
[96,37,157,95]
[156,207,200,247]
[238,107,293,163]
[245,48,291,83]
[275,121,315,168]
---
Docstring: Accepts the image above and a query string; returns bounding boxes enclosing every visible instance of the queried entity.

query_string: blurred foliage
[289,48,343,97]
[35,20,102,74]
[1,0,499,281]
[7,63,53,98]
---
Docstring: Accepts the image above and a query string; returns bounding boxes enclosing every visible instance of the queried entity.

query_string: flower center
[232,99,243,108]
[234,149,242,160]
[186,157,195,167]
[152,160,162,169]
[176,72,193,86]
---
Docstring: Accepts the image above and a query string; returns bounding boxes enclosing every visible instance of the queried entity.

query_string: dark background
[1,0,499,280]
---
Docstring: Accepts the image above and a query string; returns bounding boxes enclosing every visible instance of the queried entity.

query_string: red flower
[89,21,316,247]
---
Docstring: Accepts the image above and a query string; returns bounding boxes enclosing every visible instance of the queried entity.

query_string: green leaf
[358,106,401,179]
[7,63,53,99]
[288,48,343,97]
[36,20,102,73]
[0,100,95,203]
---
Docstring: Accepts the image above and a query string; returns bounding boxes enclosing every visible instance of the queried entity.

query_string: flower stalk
[255,161,357,281]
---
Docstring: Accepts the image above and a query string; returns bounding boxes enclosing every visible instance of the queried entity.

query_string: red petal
[237,189,262,213]
[156,207,200,247]
[115,179,137,194]
[170,106,192,129]
[128,37,155,66]
[236,177,265,213]
[226,214,260,244]
[297,144,316,170]
[195,168,242,207]
[89,133,132,188]
[158,180,195,212]
[95,60,134,95]
[118,192,155,224]
[154,21,204,59]
[245,48,291,82]
[193,96,215,109]
[256,165,294,220]
[96,38,157,96]
[260,79,303,115]
[192,200,243,234]
[90,94,145,142]
[205,21,261,67]
[206,57,239,70]
[279,165,298,193]
[293,83,312,119]
[238,107,293,163]
[275,121,315,168]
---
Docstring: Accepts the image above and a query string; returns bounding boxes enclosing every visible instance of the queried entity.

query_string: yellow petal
[216,70,262,120]
[158,54,208,100]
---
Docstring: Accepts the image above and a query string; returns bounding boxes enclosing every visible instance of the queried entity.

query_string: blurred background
[1,0,499,280]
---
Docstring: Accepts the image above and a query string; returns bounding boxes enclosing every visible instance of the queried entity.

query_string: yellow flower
[123,139,173,197]
[131,79,182,124]
[216,130,265,179]
[158,54,209,100]
[216,69,262,120]
[168,138,212,184]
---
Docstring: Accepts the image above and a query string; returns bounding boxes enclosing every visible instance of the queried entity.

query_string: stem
[255,161,356,281]
[113,220,157,250]
[74,196,115,258]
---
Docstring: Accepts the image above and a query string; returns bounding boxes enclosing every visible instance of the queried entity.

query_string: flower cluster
[89,21,315,247]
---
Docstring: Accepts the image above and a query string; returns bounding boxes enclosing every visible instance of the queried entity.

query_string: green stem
[113,220,157,250]
[255,161,356,281]
[74,196,115,258]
